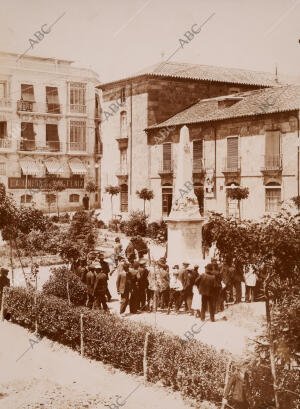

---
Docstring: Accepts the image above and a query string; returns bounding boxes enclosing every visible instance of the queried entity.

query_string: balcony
[0,138,12,150]
[192,158,205,174]
[69,104,86,114]
[17,101,62,115]
[67,142,86,153]
[222,156,241,174]
[17,139,63,153]
[0,98,12,109]
[158,160,174,176]
[116,167,128,177]
[116,135,128,150]
[261,155,282,172]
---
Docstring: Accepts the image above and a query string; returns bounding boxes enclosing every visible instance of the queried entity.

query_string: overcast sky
[0,0,300,83]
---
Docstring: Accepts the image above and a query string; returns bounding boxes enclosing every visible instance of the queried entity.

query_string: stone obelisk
[166,125,205,267]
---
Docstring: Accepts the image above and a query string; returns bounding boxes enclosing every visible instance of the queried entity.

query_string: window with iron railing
[265,183,281,212]
[46,86,60,114]
[69,120,86,151]
[70,82,86,113]
[193,139,203,171]
[69,193,80,203]
[162,143,172,171]
[0,121,7,139]
[264,131,281,169]
[46,124,60,152]
[20,122,35,151]
[21,194,33,204]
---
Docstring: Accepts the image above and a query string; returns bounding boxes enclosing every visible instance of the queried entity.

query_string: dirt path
[0,321,211,409]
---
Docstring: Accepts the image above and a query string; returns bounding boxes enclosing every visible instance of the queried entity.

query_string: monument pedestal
[167,217,205,268]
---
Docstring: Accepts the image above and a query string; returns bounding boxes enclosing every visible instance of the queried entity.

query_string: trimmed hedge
[5,287,228,405]
[5,288,299,408]
[42,266,87,306]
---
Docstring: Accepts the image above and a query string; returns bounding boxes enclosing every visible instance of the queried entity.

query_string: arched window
[120,111,127,138]
[265,182,281,212]
[226,183,239,218]
[120,184,128,212]
[162,183,173,217]
[20,194,32,204]
[69,194,80,203]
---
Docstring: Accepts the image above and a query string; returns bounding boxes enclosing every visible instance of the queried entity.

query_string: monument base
[166,217,205,269]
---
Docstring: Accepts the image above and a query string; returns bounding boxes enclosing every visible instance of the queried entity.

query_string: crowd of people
[75,236,259,322]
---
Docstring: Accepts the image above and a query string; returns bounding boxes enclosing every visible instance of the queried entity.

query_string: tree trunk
[111,195,113,219]
[238,200,241,220]
[13,238,29,289]
[9,239,14,286]
[56,194,60,218]
[264,277,280,409]
[143,200,146,215]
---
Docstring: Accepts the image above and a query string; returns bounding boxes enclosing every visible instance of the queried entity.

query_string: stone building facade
[146,86,300,220]
[0,51,101,213]
[98,62,280,219]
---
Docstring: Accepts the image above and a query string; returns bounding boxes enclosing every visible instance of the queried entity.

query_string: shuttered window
[193,139,203,169]
[265,131,280,168]
[163,143,172,171]
[21,84,34,101]
[120,184,128,212]
[227,137,239,169]
[46,87,60,113]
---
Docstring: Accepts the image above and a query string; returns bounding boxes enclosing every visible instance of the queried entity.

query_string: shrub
[5,287,230,405]
[49,215,59,223]
[122,210,148,237]
[96,219,107,229]
[42,266,87,306]
[59,213,71,223]
[147,220,167,243]
[108,219,120,232]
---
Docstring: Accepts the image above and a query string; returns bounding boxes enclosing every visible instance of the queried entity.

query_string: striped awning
[44,158,64,174]
[69,158,87,175]
[19,157,40,175]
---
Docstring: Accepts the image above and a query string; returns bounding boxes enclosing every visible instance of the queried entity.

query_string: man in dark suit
[98,252,111,302]
[93,264,109,311]
[85,264,96,308]
[116,262,131,315]
[137,259,149,311]
[196,263,216,322]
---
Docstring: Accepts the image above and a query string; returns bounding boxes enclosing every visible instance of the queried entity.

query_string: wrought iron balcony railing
[222,156,241,173]
[0,138,12,149]
[261,154,282,171]
[69,104,87,114]
[158,160,174,175]
[67,142,86,152]
[192,158,205,173]
[0,98,12,108]
[18,139,62,152]
[17,100,61,114]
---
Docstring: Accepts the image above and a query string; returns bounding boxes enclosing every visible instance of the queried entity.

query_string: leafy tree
[226,186,249,219]
[42,178,65,218]
[105,185,121,218]
[85,180,98,209]
[203,210,300,409]
[291,195,300,211]
[136,188,154,215]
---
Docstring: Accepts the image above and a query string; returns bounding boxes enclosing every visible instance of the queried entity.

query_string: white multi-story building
[0,51,102,212]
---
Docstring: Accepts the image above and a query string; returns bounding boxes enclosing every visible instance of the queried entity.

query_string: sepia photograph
[0,0,299,408]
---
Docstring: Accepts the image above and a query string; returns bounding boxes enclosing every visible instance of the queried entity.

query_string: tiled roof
[146,85,300,130]
[98,61,298,89]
